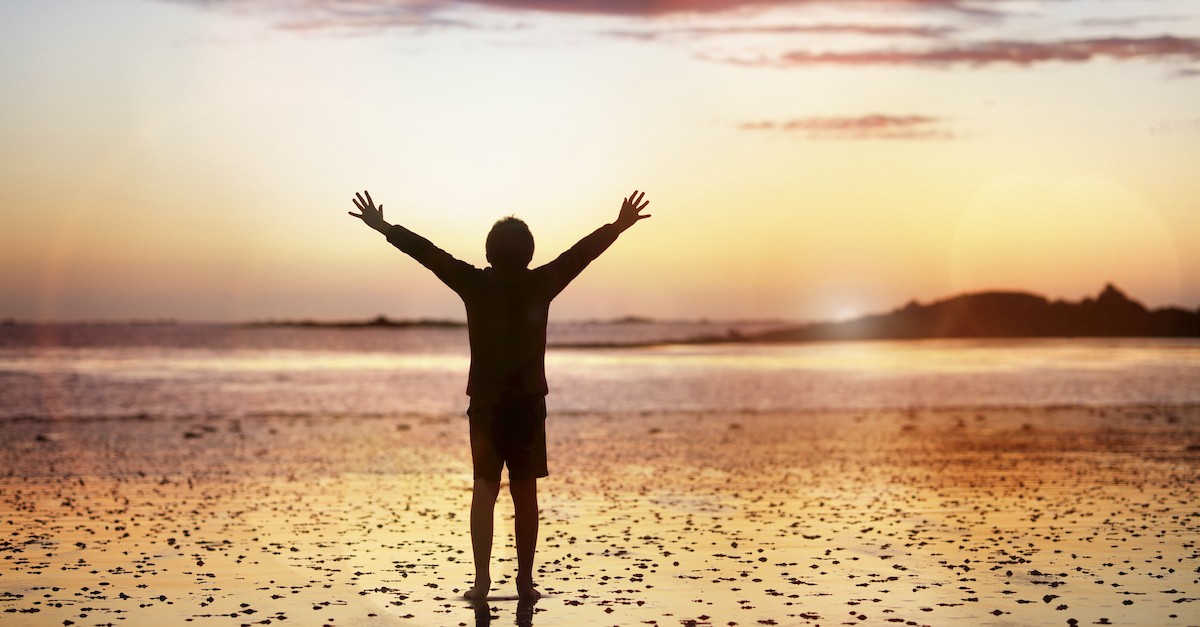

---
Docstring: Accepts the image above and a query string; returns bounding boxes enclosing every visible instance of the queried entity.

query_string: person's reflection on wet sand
[468,596,538,626]
[516,596,536,626]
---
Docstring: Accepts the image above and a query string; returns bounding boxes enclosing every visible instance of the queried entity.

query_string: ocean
[2,322,1198,421]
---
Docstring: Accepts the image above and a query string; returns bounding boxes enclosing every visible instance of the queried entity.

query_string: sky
[1,0,1198,323]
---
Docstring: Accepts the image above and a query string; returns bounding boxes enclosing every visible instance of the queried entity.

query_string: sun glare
[834,307,859,322]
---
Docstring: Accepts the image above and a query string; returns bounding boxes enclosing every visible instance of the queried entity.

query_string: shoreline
[2,404,1198,625]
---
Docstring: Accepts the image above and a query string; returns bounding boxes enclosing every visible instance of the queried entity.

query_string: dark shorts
[467,396,548,481]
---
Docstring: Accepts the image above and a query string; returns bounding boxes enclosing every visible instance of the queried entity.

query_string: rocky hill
[751,284,1199,342]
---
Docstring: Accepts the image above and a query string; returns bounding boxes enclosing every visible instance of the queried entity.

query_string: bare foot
[516,578,541,601]
[463,579,491,601]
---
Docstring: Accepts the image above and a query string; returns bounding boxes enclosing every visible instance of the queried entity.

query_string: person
[348,189,651,601]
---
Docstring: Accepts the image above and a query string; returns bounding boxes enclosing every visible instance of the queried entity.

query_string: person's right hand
[349,190,391,234]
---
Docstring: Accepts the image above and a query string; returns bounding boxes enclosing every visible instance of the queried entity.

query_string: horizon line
[7,283,1198,328]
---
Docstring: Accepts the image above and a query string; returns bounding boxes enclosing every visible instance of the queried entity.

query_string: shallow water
[1,323,1198,420]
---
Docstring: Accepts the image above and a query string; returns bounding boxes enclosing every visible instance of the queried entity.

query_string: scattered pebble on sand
[1,405,1198,625]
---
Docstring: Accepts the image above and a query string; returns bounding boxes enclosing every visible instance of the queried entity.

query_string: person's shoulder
[526,264,563,284]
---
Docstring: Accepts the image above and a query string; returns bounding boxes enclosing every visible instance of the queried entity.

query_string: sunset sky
[2,0,1197,322]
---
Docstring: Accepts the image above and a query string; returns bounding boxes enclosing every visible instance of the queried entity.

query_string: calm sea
[1,322,1198,421]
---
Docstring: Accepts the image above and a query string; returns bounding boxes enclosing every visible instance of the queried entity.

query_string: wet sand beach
[2,405,1198,626]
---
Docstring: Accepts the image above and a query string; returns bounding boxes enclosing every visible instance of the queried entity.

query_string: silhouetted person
[349,189,651,601]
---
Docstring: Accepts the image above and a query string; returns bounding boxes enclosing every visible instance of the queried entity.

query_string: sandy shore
[2,404,1198,626]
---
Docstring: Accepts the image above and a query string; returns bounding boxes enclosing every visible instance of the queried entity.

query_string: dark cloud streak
[765,35,1200,67]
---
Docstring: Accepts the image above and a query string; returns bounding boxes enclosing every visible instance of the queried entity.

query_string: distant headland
[747,283,1198,343]
[541,283,1199,348]
[245,315,464,329]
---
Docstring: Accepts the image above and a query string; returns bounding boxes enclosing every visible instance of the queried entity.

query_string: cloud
[465,0,983,18]
[276,15,473,33]
[165,0,468,32]
[1079,16,1183,28]
[604,23,957,41]
[765,35,1200,68]
[163,0,1200,79]
[469,0,775,16]
[740,114,954,139]
[168,0,1001,31]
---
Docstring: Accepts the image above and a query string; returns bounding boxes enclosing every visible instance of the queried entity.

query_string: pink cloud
[605,23,956,41]
[170,0,997,29]
[467,0,979,17]
[772,35,1200,67]
[741,114,954,139]
[1079,16,1182,28]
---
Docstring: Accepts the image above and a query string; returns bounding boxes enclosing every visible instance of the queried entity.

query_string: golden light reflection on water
[7,338,1198,424]
[0,349,471,376]
[551,338,1200,374]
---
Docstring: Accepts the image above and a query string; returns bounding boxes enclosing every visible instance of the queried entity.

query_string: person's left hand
[615,190,651,231]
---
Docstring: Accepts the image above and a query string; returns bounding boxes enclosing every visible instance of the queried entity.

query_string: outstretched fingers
[350,190,384,221]
[628,190,649,211]
[625,190,650,225]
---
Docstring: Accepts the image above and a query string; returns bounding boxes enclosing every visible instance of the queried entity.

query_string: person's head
[486,216,534,270]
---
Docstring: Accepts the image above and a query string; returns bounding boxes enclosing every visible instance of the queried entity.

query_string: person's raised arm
[542,189,651,297]
[612,189,651,232]
[347,189,475,293]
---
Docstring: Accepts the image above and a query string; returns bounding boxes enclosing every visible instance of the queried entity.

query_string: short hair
[485,216,534,269]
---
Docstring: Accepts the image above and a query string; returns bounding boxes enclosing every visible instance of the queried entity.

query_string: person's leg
[465,478,501,600]
[508,477,541,600]
[466,402,503,601]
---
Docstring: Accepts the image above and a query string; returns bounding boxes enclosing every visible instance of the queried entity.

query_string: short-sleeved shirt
[387,223,619,400]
